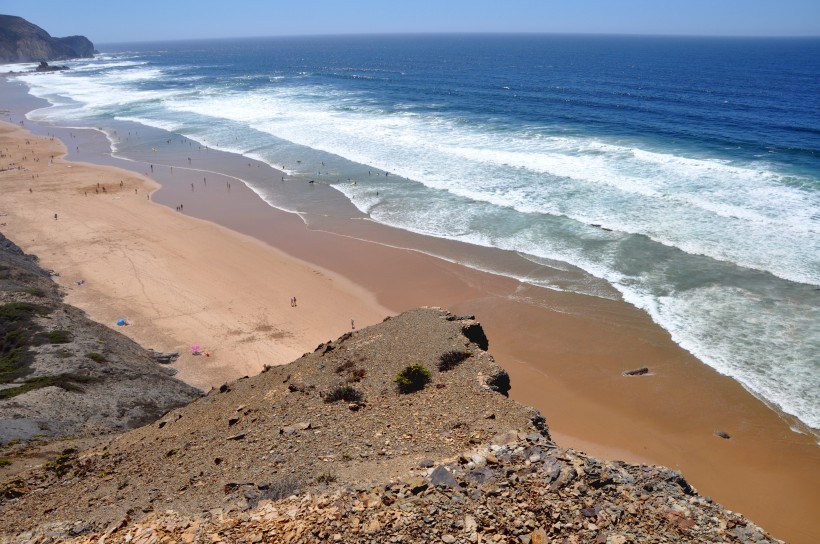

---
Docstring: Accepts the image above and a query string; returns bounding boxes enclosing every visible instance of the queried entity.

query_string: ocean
[8,34,820,435]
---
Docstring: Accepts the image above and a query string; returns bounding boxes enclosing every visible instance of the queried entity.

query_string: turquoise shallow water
[9,34,820,433]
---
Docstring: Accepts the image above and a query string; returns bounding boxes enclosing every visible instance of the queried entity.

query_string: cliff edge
[0,15,94,64]
[0,307,781,543]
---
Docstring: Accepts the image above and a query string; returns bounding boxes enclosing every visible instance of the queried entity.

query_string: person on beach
[351,319,355,330]
[54,213,57,220]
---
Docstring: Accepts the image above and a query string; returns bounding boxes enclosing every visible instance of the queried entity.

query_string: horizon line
[95,30,820,46]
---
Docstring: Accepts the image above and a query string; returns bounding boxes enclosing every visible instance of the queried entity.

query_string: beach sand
[0,118,817,543]
[0,121,389,389]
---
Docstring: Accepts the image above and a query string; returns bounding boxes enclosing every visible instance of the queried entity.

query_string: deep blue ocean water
[10,34,820,433]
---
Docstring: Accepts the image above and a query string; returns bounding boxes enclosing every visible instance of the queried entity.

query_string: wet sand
[1,99,818,541]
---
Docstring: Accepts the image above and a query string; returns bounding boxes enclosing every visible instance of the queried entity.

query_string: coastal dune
[0,120,818,543]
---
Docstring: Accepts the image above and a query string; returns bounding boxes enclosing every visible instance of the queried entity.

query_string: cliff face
[0,232,202,444]
[0,15,94,64]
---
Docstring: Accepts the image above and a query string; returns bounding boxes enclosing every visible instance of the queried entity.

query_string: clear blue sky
[3,0,818,43]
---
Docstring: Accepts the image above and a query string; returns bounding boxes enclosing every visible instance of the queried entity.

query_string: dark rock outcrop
[623,366,650,376]
[0,15,95,64]
[34,61,68,72]
[460,319,489,351]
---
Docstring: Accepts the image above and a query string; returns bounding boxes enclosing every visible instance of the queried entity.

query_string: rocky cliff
[0,232,201,445]
[0,307,781,543]
[0,15,94,64]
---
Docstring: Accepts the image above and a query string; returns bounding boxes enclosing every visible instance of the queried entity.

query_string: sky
[2,0,819,44]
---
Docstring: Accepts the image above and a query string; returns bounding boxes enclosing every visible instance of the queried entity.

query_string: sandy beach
[0,115,817,543]
[0,121,390,389]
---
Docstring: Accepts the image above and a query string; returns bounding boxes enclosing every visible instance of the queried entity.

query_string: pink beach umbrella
[191,345,201,352]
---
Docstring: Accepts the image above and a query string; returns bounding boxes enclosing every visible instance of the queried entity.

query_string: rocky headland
[0,15,94,64]
[0,299,781,542]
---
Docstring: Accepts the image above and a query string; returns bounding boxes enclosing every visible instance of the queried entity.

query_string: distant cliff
[0,14,94,64]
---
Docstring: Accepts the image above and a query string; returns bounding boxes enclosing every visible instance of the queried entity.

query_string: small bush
[0,478,27,499]
[85,352,106,363]
[47,330,72,344]
[0,376,57,399]
[46,448,77,478]
[324,385,364,404]
[0,373,96,400]
[0,458,12,467]
[395,363,431,394]
[0,302,49,383]
[316,472,337,484]
[438,350,471,372]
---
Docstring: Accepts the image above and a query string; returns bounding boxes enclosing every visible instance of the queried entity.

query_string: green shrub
[0,478,27,499]
[85,352,106,363]
[0,458,11,467]
[0,376,57,399]
[46,448,77,478]
[324,385,364,404]
[0,347,32,383]
[438,350,471,372]
[0,373,95,400]
[394,363,432,394]
[47,330,72,344]
[315,472,337,484]
[0,302,48,322]
[0,302,49,383]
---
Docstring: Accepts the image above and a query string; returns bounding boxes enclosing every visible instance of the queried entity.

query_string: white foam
[14,57,820,432]
[635,285,820,429]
